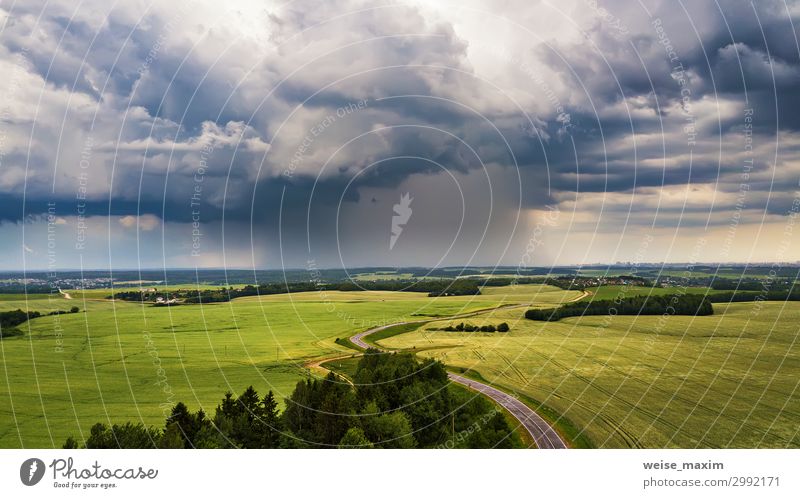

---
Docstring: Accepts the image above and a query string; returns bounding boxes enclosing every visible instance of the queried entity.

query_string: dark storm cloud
[1,6,159,100]
[1,0,799,268]
[0,194,205,224]
[566,0,799,98]
[514,0,800,224]
[548,0,800,124]
[1,0,493,224]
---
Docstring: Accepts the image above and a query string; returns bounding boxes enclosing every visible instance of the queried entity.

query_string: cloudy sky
[1,0,799,271]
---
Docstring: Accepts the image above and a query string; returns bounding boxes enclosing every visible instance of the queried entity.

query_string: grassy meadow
[2,281,797,449]
[0,284,565,448]
[379,300,800,448]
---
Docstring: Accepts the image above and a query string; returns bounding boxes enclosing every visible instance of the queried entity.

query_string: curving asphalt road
[350,322,405,349]
[349,307,567,449]
[448,373,566,449]
[350,303,531,349]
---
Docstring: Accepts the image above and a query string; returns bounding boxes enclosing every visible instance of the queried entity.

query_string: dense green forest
[63,350,521,449]
[525,294,713,321]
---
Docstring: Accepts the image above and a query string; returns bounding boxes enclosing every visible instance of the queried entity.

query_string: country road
[448,373,566,449]
[345,302,568,449]
[350,303,530,349]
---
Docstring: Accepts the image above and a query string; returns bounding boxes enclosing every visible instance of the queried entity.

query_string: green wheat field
[1,284,798,448]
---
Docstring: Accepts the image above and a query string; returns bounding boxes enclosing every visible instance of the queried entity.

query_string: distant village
[0,276,160,293]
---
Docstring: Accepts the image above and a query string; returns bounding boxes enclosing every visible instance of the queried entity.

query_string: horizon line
[3,262,800,273]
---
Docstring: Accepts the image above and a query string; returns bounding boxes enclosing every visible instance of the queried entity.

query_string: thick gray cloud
[0,0,798,269]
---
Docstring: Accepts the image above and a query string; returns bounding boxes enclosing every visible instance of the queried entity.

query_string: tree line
[111,279,484,305]
[435,322,510,332]
[63,350,521,449]
[109,275,616,306]
[525,294,713,321]
[0,307,80,338]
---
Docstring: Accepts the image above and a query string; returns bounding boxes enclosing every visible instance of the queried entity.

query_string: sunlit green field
[380,301,800,448]
[4,283,797,449]
[479,284,582,303]
[0,284,567,448]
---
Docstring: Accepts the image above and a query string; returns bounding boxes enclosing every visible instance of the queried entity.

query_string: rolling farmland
[0,284,572,447]
[2,282,798,449]
[379,301,800,448]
